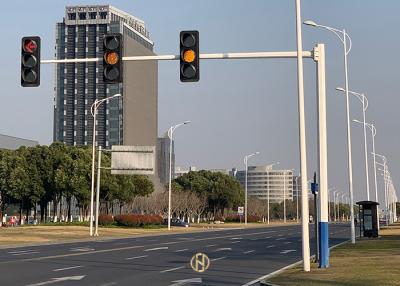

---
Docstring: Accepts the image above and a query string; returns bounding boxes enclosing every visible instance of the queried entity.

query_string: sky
[0,0,399,205]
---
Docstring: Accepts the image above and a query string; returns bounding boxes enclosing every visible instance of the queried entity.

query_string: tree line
[0,143,154,223]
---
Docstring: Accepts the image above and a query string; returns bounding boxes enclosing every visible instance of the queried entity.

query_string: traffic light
[21,36,41,87]
[180,31,199,82]
[103,33,123,84]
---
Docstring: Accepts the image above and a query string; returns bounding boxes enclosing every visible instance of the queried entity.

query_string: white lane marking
[210,256,226,262]
[160,266,185,273]
[170,278,202,286]
[8,250,38,254]
[231,241,240,244]
[144,247,168,252]
[53,266,83,272]
[98,283,117,286]
[265,236,273,239]
[69,247,94,252]
[205,244,216,248]
[284,242,292,244]
[266,245,275,249]
[174,248,189,252]
[125,255,148,260]
[8,229,295,264]
[276,237,286,241]
[12,251,39,256]
[250,238,258,241]
[280,249,296,254]
[230,237,243,240]
[214,248,232,252]
[26,275,85,286]
[243,250,255,254]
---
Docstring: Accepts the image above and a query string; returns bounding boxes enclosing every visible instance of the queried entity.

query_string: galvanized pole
[295,0,311,271]
[94,146,102,236]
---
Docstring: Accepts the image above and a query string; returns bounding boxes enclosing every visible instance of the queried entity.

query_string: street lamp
[89,93,121,237]
[267,161,280,224]
[304,20,356,244]
[353,119,378,203]
[167,121,191,231]
[328,188,337,222]
[244,152,260,225]
[373,153,388,225]
[338,88,370,201]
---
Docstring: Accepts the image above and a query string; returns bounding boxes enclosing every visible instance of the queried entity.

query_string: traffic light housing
[103,33,123,84]
[180,31,199,82]
[21,36,41,87]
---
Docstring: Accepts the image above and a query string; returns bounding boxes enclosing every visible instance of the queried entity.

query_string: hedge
[98,214,114,226]
[114,214,163,227]
[225,214,261,223]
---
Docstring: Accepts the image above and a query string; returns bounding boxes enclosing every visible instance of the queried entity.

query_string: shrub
[225,215,241,222]
[114,214,163,227]
[224,214,261,223]
[98,214,114,226]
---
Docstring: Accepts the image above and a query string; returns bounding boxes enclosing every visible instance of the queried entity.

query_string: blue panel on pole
[319,221,329,268]
[311,183,319,194]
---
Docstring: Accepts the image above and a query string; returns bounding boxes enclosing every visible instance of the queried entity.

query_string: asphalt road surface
[0,224,351,286]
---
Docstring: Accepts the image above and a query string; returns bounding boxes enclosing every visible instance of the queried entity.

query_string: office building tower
[54,5,157,149]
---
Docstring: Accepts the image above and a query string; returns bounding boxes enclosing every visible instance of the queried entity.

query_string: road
[0,224,351,286]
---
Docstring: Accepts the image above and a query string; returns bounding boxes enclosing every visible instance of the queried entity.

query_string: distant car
[163,218,190,227]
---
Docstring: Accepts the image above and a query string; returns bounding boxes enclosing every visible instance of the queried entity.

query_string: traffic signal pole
[41,46,329,272]
[314,44,329,268]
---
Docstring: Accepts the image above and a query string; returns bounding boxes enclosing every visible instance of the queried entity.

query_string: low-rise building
[236,164,294,203]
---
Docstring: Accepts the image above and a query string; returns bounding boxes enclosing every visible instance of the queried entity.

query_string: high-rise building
[54,5,157,149]
[236,165,294,203]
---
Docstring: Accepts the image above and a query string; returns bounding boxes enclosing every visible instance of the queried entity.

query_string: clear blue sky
[0,0,399,204]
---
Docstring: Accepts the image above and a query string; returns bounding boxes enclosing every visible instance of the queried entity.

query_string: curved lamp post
[167,121,191,230]
[304,20,356,244]
[89,93,121,236]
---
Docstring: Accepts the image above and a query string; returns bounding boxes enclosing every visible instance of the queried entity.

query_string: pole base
[318,221,329,268]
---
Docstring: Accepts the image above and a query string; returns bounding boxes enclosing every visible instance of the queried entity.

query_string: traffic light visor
[104,36,120,50]
[104,51,119,65]
[183,49,196,63]
[181,33,196,48]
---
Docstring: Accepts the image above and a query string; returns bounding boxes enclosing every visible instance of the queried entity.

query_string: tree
[173,170,244,218]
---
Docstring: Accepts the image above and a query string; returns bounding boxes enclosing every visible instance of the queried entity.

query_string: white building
[236,165,294,203]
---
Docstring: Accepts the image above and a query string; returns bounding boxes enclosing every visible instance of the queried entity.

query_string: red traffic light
[23,39,38,53]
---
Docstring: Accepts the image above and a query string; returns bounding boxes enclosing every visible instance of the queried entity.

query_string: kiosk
[356,201,379,238]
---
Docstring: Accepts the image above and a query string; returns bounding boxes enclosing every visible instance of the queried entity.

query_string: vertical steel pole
[89,103,97,237]
[371,127,378,203]
[296,176,299,223]
[168,128,173,230]
[295,0,310,271]
[94,146,102,236]
[343,29,356,244]
[267,170,270,224]
[362,98,370,201]
[284,171,286,223]
[315,44,329,267]
[245,157,248,225]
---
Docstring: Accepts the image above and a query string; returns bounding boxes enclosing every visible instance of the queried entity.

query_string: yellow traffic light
[183,49,196,63]
[104,51,119,65]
